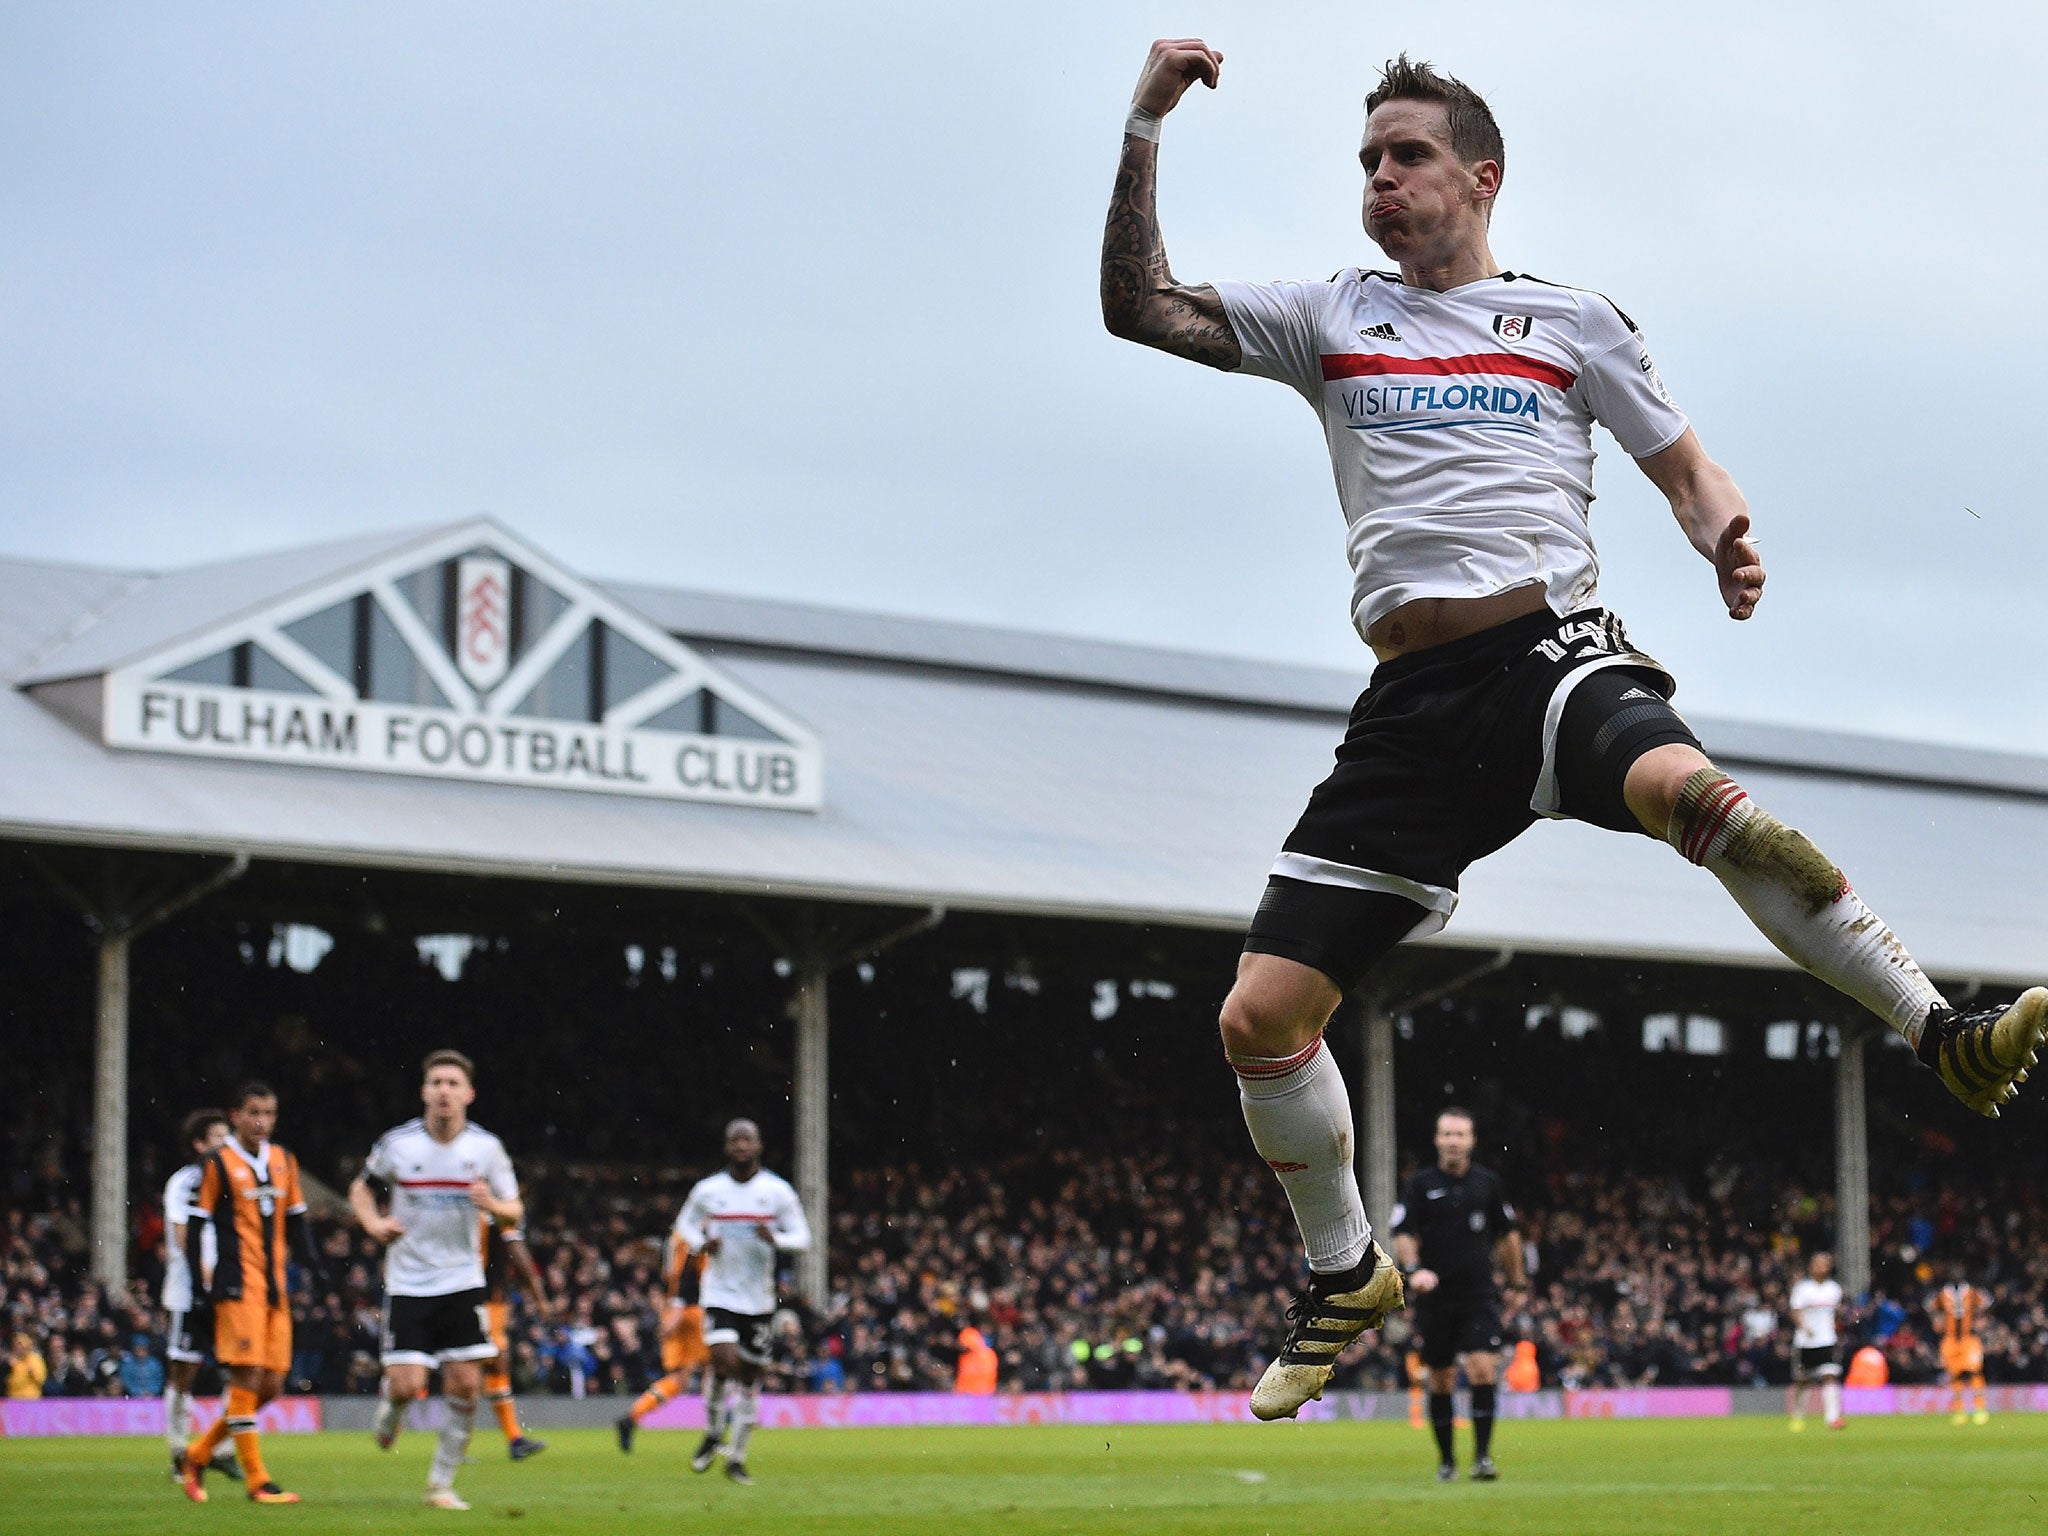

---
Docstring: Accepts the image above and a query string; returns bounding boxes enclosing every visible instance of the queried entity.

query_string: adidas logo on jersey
[1358,322,1401,342]
[1619,687,1658,702]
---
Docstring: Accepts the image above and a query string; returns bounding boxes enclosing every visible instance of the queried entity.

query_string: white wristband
[1124,104,1162,143]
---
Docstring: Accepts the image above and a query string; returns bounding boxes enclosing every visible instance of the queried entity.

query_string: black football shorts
[1245,606,1700,992]
[1416,1290,1507,1370]
[380,1286,496,1367]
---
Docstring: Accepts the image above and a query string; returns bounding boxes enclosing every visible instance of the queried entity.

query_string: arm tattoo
[1100,136,1240,370]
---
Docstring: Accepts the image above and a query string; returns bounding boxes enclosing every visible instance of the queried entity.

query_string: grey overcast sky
[4,3,2044,752]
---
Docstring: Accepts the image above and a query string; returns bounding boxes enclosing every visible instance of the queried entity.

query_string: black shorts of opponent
[380,1286,496,1367]
[1246,606,1701,994]
[1415,1290,1506,1370]
[166,1305,211,1366]
[1792,1343,1842,1381]
[704,1308,775,1363]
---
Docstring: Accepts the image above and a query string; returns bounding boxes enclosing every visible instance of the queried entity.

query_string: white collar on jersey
[421,1116,473,1146]
[222,1138,273,1178]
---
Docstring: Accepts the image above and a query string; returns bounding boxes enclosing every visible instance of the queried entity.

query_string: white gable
[80,519,822,810]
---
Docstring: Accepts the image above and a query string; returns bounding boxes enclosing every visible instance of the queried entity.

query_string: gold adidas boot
[1250,1241,1405,1421]
[1917,988,2048,1118]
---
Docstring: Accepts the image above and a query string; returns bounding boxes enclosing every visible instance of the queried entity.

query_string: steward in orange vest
[955,1327,998,1395]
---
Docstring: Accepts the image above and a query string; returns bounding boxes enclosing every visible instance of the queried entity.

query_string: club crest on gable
[456,554,512,690]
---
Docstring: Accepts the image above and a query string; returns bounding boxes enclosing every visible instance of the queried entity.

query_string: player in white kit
[160,1108,240,1483]
[348,1050,523,1512]
[1787,1252,1846,1431]
[1101,40,2048,1422]
[674,1119,809,1486]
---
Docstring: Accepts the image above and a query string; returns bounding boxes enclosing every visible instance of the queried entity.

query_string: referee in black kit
[1392,1106,1525,1482]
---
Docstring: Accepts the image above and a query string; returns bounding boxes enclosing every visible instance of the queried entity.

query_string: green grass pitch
[1,1416,2037,1535]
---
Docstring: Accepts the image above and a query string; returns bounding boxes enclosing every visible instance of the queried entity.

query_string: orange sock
[186,1411,232,1468]
[223,1386,271,1487]
[630,1375,681,1422]
[491,1393,521,1439]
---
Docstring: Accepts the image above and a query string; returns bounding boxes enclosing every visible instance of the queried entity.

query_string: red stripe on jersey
[1319,352,1578,390]
[710,1212,777,1221]
[398,1179,476,1189]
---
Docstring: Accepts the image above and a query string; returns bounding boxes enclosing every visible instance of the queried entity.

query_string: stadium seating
[7,1147,2046,1398]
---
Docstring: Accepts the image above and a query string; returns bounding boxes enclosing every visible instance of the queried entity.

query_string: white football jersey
[1789,1277,1843,1348]
[363,1119,518,1297]
[674,1168,810,1316]
[1215,270,1689,636]
[159,1163,218,1314]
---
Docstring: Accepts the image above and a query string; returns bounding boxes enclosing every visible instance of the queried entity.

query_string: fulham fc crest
[1492,314,1536,343]
[456,554,512,690]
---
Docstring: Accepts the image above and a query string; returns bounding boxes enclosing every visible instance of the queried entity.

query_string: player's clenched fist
[1132,38,1224,117]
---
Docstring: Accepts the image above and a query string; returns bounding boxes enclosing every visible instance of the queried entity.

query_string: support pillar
[1350,951,1512,1245]
[27,849,248,1293]
[93,931,132,1290]
[745,901,943,1309]
[1834,1022,1872,1297]
[1360,1002,1398,1239]
[791,958,830,1305]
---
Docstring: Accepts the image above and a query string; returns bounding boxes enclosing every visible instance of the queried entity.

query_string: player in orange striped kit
[176,1083,321,1506]
[615,1237,710,1451]
[479,1213,554,1459]
[1930,1271,1992,1425]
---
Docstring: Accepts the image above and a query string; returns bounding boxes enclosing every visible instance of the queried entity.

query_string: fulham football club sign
[89,521,824,811]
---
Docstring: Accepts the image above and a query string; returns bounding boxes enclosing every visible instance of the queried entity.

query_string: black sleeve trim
[1599,294,1639,333]
[184,1203,208,1292]
[1502,271,1641,334]
[204,1151,241,1302]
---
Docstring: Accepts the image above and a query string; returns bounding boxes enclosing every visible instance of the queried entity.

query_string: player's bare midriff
[1365,583,1552,663]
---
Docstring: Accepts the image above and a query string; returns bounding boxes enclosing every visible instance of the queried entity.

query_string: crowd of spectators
[4,1198,170,1400]
[1513,1165,2048,1389]
[9,1145,2048,1401]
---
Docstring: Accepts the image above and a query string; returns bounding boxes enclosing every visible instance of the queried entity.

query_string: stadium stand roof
[3,520,2042,986]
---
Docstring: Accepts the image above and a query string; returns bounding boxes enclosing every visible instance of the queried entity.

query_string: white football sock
[165,1385,191,1448]
[1232,1035,1370,1273]
[728,1382,760,1461]
[428,1396,475,1490]
[373,1388,408,1441]
[704,1373,726,1439]
[1822,1379,1842,1422]
[1670,771,1944,1042]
